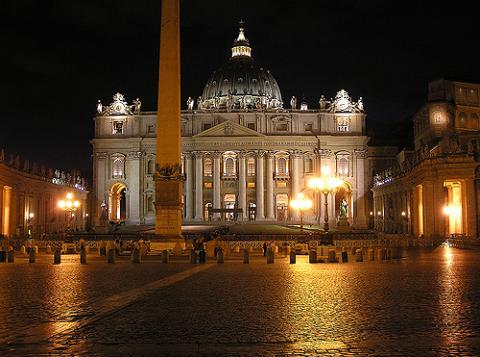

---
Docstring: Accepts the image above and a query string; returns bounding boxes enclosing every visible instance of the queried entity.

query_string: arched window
[305,158,313,173]
[225,158,235,175]
[458,112,467,127]
[112,156,124,179]
[247,157,256,176]
[147,159,155,175]
[338,157,349,176]
[204,158,212,176]
[470,113,479,129]
[277,158,287,174]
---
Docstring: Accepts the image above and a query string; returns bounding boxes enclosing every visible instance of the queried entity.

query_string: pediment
[194,121,265,138]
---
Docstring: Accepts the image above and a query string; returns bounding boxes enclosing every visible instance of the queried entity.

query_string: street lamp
[290,192,313,232]
[58,192,80,231]
[308,174,342,232]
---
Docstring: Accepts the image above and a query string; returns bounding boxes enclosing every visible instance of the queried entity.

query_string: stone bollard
[217,248,224,264]
[80,248,87,264]
[161,249,169,264]
[189,249,197,264]
[243,249,249,264]
[46,245,52,254]
[355,249,363,262]
[368,249,375,261]
[286,245,291,256]
[132,248,141,264]
[54,249,61,264]
[7,250,14,263]
[341,251,348,263]
[327,249,337,263]
[20,245,26,254]
[107,249,115,264]
[29,248,36,263]
[199,250,206,264]
[290,250,296,264]
[309,249,317,264]
[267,248,274,264]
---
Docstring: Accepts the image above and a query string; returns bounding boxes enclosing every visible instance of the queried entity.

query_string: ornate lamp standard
[290,192,313,232]
[58,193,80,232]
[308,175,342,232]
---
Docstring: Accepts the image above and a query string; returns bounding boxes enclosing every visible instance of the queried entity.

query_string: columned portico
[238,151,247,220]
[256,151,265,220]
[184,152,193,220]
[266,152,275,220]
[194,153,203,221]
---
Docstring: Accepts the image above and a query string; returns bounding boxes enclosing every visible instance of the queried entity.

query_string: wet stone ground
[1,246,480,356]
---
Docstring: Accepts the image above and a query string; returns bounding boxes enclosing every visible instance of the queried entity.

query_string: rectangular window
[247,182,255,188]
[337,123,349,132]
[247,158,256,176]
[247,122,256,131]
[203,123,212,131]
[275,123,288,132]
[113,121,124,134]
[304,123,313,132]
[204,182,213,189]
[276,182,287,188]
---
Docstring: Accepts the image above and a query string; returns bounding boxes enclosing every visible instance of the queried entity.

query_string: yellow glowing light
[66,193,73,200]
[369,211,374,216]
[377,211,382,216]
[401,211,406,217]
[66,201,73,209]
[443,206,451,215]
[73,200,80,208]
[58,200,66,209]
[290,193,313,211]
[29,213,34,219]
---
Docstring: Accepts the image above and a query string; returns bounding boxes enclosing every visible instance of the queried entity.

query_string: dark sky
[1,1,479,179]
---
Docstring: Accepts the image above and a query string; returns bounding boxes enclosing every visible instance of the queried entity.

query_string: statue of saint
[100,201,108,222]
[96,100,103,114]
[197,96,202,110]
[319,95,326,109]
[290,96,297,109]
[187,96,194,110]
[357,97,364,111]
[339,199,348,218]
[133,98,142,113]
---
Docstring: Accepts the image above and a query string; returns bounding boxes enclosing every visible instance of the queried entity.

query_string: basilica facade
[92,25,384,229]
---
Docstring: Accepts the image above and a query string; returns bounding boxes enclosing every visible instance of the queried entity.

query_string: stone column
[184,152,193,220]
[238,151,247,220]
[155,0,183,237]
[213,152,222,220]
[256,151,265,220]
[291,150,302,220]
[353,149,368,229]
[266,152,275,220]
[194,153,204,221]
[464,179,477,238]
[95,152,108,227]
[127,151,142,224]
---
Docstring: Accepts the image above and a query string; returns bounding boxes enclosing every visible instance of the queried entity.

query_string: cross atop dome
[231,21,252,58]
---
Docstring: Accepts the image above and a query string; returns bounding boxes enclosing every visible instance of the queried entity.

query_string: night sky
[1,1,479,180]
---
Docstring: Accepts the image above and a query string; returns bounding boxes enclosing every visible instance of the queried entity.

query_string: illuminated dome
[200,23,283,110]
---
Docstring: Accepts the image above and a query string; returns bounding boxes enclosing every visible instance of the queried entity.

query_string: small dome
[200,23,283,110]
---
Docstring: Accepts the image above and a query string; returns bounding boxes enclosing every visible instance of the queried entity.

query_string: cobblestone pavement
[1,246,480,356]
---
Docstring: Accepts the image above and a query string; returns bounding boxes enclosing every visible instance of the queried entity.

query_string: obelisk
[155,0,183,240]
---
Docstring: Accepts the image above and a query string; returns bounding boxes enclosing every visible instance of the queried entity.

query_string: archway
[335,182,352,222]
[109,183,127,222]
[276,194,289,221]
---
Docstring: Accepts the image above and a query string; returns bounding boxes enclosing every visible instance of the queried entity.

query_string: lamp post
[58,192,80,232]
[26,212,34,238]
[290,192,313,232]
[308,175,342,232]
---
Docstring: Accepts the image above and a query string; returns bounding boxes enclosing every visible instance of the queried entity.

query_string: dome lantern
[231,21,252,59]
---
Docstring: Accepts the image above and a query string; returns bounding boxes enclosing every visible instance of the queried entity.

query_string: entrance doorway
[109,183,127,222]
[224,194,236,221]
[335,184,352,222]
[276,194,289,221]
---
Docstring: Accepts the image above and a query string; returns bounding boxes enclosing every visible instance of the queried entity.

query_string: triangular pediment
[193,121,265,138]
